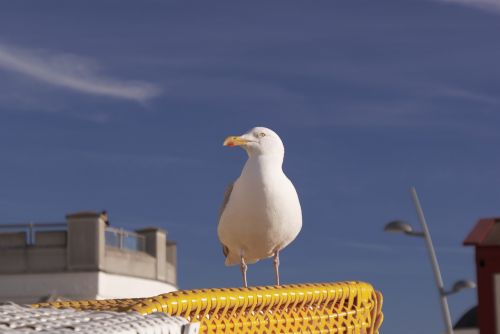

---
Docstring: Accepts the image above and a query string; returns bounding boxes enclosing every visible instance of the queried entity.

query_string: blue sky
[1,1,500,333]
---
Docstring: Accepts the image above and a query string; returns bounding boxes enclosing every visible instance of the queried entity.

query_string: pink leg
[240,255,248,288]
[273,251,280,286]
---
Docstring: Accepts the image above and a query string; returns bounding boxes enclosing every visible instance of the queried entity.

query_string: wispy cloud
[328,237,471,254]
[329,238,393,252]
[77,150,203,168]
[340,240,393,252]
[440,0,500,13]
[436,86,500,106]
[0,43,161,101]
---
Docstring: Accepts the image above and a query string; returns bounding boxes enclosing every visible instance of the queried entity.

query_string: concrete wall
[97,271,176,299]
[0,272,100,304]
[0,232,26,248]
[0,271,176,304]
[165,262,176,286]
[36,231,66,247]
[167,241,177,267]
[104,247,157,280]
[66,212,105,271]
[0,246,67,273]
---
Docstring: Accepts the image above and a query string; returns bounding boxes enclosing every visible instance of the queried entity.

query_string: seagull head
[223,127,285,158]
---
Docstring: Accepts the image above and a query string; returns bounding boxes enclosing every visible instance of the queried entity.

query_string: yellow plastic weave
[33,281,383,334]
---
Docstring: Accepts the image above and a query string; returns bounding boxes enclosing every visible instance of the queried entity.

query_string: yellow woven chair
[33,281,383,334]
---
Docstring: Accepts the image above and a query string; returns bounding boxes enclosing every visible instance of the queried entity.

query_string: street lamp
[444,280,476,296]
[384,187,476,334]
[384,220,423,237]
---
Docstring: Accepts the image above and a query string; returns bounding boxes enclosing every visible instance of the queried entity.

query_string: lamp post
[384,187,475,334]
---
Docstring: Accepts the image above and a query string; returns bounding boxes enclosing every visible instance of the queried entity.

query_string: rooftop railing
[105,227,146,252]
[0,222,66,246]
[0,222,148,253]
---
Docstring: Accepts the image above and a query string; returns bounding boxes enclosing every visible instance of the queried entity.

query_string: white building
[0,211,177,303]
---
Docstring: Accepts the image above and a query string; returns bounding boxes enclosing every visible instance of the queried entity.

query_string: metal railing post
[29,222,34,245]
[119,228,123,249]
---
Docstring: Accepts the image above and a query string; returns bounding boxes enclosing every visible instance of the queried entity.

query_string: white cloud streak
[440,0,500,13]
[0,44,161,101]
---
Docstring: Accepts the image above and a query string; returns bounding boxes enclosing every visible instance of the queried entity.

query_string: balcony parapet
[0,212,176,286]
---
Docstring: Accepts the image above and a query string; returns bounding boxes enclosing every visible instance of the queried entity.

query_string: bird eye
[259,132,266,138]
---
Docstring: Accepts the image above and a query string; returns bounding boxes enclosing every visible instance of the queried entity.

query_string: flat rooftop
[0,212,176,286]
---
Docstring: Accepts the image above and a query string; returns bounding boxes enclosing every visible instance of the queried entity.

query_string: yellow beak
[223,136,249,147]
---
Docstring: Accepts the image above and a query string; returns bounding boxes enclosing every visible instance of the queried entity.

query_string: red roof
[464,218,500,246]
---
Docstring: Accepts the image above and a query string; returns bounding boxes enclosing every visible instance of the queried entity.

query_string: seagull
[218,127,302,287]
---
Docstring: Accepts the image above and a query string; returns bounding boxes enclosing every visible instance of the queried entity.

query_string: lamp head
[451,280,476,294]
[384,220,414,234]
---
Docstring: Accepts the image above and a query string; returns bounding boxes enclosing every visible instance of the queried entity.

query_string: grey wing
[218,182,234,258]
